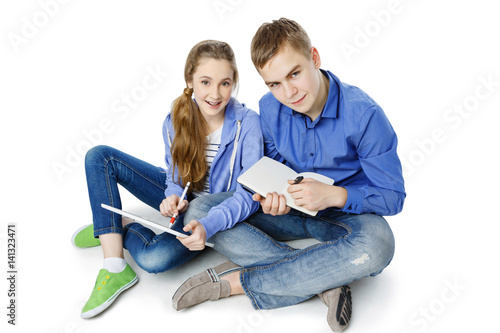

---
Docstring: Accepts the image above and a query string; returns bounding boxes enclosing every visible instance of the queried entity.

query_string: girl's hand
[160,194,189,217]
[177,220,207,251]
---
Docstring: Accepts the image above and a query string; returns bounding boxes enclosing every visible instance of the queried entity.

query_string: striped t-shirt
[192,125,223,198]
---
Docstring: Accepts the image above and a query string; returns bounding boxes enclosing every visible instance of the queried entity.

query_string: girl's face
[188,57,234,125]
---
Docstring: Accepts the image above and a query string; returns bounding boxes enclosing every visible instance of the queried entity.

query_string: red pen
[169,182,190,228]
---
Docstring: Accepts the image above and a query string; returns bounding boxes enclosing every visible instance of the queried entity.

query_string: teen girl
[72,40,263,319]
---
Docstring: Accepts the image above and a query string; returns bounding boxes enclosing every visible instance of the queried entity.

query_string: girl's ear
[187,81,193,89]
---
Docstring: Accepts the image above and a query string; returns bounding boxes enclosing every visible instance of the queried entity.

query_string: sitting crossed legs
[172,192,395,331]
[170,18,405,331]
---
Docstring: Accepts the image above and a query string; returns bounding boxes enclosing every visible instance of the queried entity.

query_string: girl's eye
[202,81,209,85]
[221,82,231,87]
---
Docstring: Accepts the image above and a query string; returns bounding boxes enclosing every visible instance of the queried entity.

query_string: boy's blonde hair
[251,18,312,70]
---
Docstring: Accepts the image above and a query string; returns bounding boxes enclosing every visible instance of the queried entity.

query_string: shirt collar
[318,69,340,119]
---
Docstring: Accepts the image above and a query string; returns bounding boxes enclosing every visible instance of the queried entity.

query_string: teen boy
[172,18,406,332]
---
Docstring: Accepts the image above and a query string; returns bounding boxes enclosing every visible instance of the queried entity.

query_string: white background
[1,0,499,332]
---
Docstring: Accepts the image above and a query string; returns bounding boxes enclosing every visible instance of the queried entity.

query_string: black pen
[293,176,304,184]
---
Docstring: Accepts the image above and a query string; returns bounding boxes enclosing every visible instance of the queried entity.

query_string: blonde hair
[251,18,312,69]
[170,40,238,192]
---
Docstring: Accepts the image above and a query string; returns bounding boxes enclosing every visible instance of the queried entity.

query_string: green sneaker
[72,224,101,248]
[81,264,138,319]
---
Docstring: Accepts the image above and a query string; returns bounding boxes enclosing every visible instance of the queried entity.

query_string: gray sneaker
[172,261,240,310]
[319,285,352,331]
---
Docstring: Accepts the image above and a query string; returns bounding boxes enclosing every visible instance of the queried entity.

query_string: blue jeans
[85,145,214,273]
[195,192,396,310]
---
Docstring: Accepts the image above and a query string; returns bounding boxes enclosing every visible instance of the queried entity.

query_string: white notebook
[101,204,214,247]
[237,157,334,216]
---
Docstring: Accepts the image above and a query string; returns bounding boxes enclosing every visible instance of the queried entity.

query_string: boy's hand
[160,194,188,217]
[287,178,347,211]
[177,220,207,251]
[253,192,291,216]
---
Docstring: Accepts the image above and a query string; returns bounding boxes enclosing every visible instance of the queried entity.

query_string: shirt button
[310,153,314,156]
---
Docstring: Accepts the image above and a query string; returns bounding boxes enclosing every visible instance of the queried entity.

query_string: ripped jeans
[201,193,396,310]
[85,144,395,309]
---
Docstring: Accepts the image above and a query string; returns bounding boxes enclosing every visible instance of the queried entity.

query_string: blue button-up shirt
[259,70,405,216]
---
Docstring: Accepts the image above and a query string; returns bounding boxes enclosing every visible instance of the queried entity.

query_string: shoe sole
[71,224,100,248]
[336,285,352,328]
[81,275,138,319]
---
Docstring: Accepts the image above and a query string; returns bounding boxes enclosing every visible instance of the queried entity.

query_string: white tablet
[101,203,214,248]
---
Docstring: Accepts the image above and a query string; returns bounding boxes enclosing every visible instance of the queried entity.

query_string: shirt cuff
[198,212,223,241]
[341,186,363,214]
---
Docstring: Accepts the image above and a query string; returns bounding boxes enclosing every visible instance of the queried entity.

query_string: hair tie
[183,87,193,96]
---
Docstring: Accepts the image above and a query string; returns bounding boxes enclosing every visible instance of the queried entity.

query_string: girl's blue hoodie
[162,98,263,239]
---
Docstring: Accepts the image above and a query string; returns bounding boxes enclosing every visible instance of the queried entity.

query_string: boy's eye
[291,71,299,78]
[269,82,279,88]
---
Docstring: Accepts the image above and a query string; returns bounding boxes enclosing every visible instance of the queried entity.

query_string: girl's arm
[162,114,185,198]
[197,112,264,241]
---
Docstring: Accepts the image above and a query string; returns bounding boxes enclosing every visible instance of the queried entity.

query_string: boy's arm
[263,106,405,217]
[340,105,406,216]
[261,111,285,163]
[252,108,291,215]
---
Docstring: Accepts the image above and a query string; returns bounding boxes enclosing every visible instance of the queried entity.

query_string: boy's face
[258,45,326,120]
